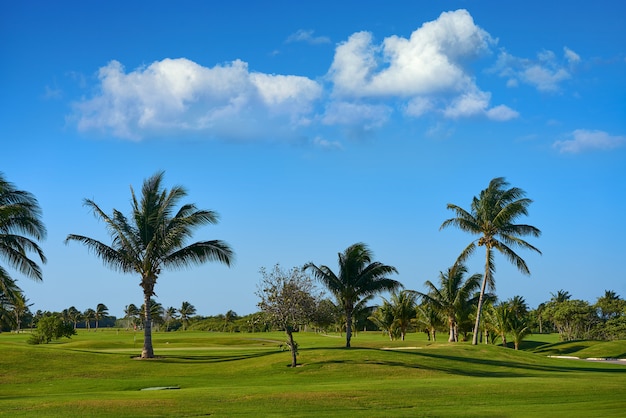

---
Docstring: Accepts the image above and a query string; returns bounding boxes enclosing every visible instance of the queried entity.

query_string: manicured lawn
[1,330,625,417]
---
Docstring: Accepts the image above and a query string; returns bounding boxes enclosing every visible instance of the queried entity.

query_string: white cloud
[286,29,331,45]
[312,136,343,150]
[486,105,519,121]
[493,47,580,92]
[73,58,322,140]
[564,47,581,65]
[553,129,626,153]
[321,101,391,129]
[328,9,493,98]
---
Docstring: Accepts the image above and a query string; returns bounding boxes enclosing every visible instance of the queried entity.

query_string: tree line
[1,171,623,362]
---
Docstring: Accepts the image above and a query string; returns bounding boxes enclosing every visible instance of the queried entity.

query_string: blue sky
[1,1,625,318]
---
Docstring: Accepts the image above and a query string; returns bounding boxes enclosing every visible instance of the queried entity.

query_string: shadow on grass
[302,346,626,378]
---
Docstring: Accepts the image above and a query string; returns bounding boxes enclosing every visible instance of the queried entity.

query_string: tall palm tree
[441,177,541,345]
[0,173,47,297]
[417,263,481,342]
[65,172,234,358]
[179,301,196,331]
[94,303,108,330]
[304,243,401,348]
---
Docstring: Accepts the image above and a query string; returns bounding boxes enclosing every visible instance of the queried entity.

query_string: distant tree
[441,177,541,345]
[94,303,109,330]
[179,301,196,331]
[546,299,597,341]
[595,290,625,322]
[417,264,481,342]
[389,290,418,341]
[415,302,444,341]
[66,306,81,330]
[163,306,178,331]
[83,308,95,330]
[257,264,318,367]
[550,290,571,304]
[312,298,339,333]
[0,173,47,299]
[304,243,401,348]
[11,291,32,333]
[28,314,75,344]
[223,310,238,332]
[142,299,164,331]
[124,304,140,329]
[369,299,396,341]
[65,171,234,358]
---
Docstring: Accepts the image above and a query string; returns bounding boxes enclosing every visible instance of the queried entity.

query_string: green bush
[28,316,76,344]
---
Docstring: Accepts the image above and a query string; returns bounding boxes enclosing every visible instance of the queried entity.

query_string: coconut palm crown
[304,242,401,348]
[440,177,541,345]
[0,173,47,300]
[66,171,233,358]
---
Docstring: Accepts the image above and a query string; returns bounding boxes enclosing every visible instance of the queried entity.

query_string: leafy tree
[312,298,340,333]
[94,303,108,330]
[304,243,401,348]
[256,264,318,367]
[179,301,196,331]
[65,171,234,358]
[441,177,541,345]
[595,290,625,321]
[28,314,75,344]
[417,263,481,342]
[0,173,47,298]
[545,299,598,341]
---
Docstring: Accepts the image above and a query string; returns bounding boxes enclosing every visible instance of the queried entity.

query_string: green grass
[1,330,625,417]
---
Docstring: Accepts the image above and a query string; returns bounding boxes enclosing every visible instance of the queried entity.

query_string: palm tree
[83,308,95,330]
[304,243,401,348]
[551,290,571,303]
[124,304,140,330]
[0,173,47,297]
[65,171,234,358]
[163,306,177,331]
[94,303,108,330]
[67,306,81,329]
[441,177,541,345]
[11,291,32,333]
[417,264,481,342]
[179,301,196,331]
[368,299,396,341]
[389,290,418,341]
[415,302,443,341]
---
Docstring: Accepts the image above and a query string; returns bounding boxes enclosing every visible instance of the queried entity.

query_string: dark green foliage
[28,315,76,344]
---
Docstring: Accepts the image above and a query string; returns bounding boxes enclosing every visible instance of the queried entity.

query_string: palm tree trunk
[448,317,455,342]
[345,307,353,348]
[142,291,154,359]
[472,247,491,345]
